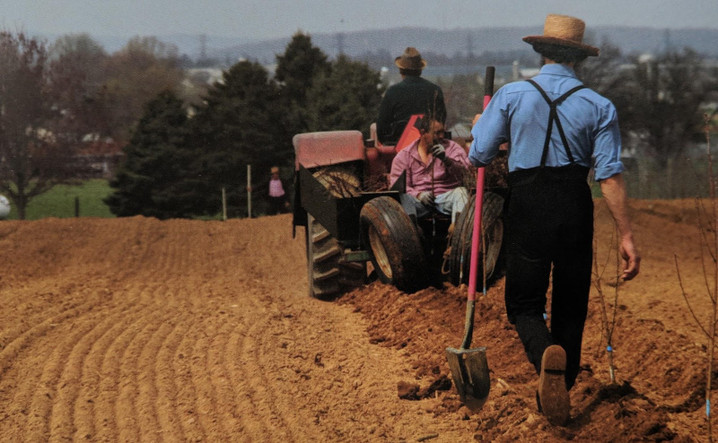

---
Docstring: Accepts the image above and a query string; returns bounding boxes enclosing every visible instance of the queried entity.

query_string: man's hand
[431,144,446,161]
[619,236,640,280]
[417,191,434,207]
[600,174,640,281]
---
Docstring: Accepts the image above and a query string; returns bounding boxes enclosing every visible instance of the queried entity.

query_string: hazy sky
[2,0,717,41]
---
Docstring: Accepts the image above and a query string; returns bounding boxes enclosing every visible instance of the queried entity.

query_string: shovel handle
[483,67,495,107]
[467,169,485,302]
[467,66,495,303]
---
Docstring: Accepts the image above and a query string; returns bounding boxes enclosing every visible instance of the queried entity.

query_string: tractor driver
[389,117,470,225]
[376,47,447,146]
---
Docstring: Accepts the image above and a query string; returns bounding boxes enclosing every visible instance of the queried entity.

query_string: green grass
[5,179,115,220]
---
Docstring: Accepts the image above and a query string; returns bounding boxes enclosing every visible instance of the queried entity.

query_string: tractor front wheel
[360,196,428,293]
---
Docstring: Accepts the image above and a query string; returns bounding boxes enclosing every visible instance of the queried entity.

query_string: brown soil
[0,199,714,441]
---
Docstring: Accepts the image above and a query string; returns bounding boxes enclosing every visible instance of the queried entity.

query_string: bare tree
[0,31,75,219]
[100,36,184,144]
[48,33,110,144]
[618,48,715,168]
[675,114,718,441]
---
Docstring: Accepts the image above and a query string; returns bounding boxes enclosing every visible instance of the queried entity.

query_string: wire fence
[623,148,713,200]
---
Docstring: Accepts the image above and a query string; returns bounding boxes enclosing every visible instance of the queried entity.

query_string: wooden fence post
[221,187,227,221]
[247,164,252,218]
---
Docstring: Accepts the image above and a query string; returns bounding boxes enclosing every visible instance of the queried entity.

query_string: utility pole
[199,34,207,61]
[336,18,345,57]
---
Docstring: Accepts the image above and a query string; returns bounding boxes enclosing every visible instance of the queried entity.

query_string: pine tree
[105,90,195,218]
[190,60,290,217]
[275,32,331,136]
[275,32,330,107]
[305,54,384,137]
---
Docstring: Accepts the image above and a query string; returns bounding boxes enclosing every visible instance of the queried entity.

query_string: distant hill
[202,26,718,65]
[82,25,718,66]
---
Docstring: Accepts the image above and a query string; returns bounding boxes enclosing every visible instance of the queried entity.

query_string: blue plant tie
[606,346,613,352]
[707,399,711,417]
[542,313,548,320]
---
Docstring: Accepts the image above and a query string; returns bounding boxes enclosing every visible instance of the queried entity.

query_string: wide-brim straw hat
[395,47,427,70]
[523,14,599,57]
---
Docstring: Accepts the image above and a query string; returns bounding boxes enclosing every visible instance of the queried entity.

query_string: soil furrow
[222,315,269,439]
[203,315,242,436]
[49,299,142,441]
[153,314,190,441]
[112,298,167,443]
[0,299,98,377]
[171,316,211,441]
[135,318,175,442]
[71,299,150,442]
[21,316,99,441]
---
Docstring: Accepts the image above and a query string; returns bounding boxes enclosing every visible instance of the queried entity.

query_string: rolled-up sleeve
[592,104,624,181]
[469,92,508,167]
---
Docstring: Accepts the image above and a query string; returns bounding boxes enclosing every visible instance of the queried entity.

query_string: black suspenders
[526,79,586,168]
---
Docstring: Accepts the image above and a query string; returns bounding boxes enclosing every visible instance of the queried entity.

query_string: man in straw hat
[469,14,640,426]
[376,47,446,145]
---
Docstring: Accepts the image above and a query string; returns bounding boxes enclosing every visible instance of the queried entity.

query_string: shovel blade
[445,346,490,410]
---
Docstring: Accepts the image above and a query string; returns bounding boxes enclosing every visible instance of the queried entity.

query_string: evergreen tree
[275,32,330,107]
[275,32,330,135]
[305,54,384,137]
[190,60,290,217]
[105,90,195,218]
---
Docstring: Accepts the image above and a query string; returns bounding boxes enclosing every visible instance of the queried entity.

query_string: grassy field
[4,179,115,220]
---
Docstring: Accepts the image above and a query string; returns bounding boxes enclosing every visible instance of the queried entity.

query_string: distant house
[73,137,125,179]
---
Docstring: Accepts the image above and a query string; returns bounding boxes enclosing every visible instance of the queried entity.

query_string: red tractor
[292,122,506,299]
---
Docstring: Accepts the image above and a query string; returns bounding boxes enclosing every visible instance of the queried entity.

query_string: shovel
[445,66,495,409]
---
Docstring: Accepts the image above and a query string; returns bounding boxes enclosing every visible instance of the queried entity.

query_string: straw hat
[270,166,279,174]
[523,14,599,56]
[394,47,427,70]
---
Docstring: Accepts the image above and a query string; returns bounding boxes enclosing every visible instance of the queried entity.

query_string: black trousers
[268,196,288,215]
[504,166,593,389]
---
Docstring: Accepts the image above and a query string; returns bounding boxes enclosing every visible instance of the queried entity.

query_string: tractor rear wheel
[360,196,428,293]
[448,191,505,287]
[305,165,365,300]
[306,214,366,300]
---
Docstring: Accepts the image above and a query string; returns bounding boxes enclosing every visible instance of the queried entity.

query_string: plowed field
[0,199,714,441]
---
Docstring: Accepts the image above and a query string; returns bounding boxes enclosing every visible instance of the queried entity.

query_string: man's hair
[399,67,422,77]
[531,42,588,64]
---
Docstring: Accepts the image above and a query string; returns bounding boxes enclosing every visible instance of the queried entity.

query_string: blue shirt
[469,64,624,181]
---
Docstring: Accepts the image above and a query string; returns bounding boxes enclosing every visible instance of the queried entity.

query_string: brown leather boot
[538,345,570,426]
